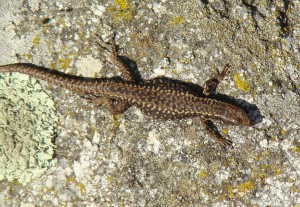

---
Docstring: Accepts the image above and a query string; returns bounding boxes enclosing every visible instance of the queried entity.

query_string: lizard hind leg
[82,94,131,115]
[93,33,140,114]
[200,118,233,149]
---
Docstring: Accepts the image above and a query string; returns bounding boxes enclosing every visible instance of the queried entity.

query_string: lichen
[199,171,207,179]
[0,73,58,186]
[108,0,134,23]
[33,35,41,45]
[234,73,251,93]
[169,15,185,26]
[58,57,72,69]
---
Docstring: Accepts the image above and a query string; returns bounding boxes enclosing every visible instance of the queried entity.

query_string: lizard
[0,35,254,148]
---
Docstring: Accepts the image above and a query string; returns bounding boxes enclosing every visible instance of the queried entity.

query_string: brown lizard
[0,36,254,148]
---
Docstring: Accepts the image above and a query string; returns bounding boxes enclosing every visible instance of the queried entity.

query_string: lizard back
[0,63,253,125]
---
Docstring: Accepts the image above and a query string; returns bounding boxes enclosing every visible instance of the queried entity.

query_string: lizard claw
[217,137,233,150]
[95,33,121,58]
[203,64,231,96]
[217,64,230,82]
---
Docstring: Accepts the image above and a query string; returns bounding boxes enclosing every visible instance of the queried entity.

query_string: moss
[0,73,58,185]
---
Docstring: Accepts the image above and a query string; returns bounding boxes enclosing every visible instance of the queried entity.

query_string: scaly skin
[0,38,254,148]
[0,63,253,126]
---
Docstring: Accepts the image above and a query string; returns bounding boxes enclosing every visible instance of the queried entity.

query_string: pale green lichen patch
[0,73,58,186]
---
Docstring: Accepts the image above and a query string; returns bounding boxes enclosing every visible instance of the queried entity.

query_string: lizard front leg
[201,64,233,148]
[203,64,230,96]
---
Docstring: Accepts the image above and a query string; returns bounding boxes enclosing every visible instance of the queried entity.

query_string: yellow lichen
[45,187,53,193]
[234,74,251,93]
[33,35,41,45]
[227,186,235,198]
[50,62,57,70]
[170,16,185,25]
[112,114,123,129]
[115,0,129,10]
[222,128,228,135]
[171,70,178,75]
[108,0,134,22]
[107,175,113,182]
[280,129,286,135]
[178,57,192,64]
[26,53,33,60]
[67,177,76,182]
[288,178,295,183]
[292,147,300,154]
[237,181,254,193]
[199,171,207,179]
[77,182,86,194]
[270,165,282,176]
[291,186,299,193]
[59,58,72,69]
[13,180,21,186]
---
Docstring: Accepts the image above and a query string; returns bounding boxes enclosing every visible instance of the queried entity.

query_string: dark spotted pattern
[0,63,253,126]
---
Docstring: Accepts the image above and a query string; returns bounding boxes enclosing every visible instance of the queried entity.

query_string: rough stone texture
[0,0,299,206]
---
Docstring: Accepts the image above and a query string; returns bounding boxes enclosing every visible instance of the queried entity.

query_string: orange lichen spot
[170,15,184,26]
[234,74,251,93]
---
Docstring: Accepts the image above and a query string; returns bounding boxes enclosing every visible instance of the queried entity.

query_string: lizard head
[224,105,255,126]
